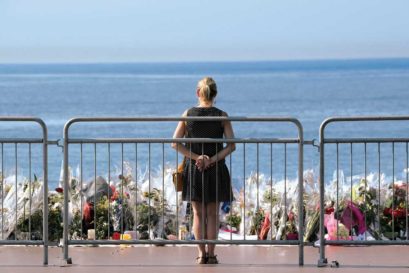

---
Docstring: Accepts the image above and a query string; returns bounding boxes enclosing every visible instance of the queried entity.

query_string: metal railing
[318,116,409,267]
[0,117,48,265]
[62,117,304,265]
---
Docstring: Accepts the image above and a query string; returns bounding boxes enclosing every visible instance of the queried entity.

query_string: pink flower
[340,201,366,235]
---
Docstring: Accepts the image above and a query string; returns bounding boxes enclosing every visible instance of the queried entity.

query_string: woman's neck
[198,100,213,107]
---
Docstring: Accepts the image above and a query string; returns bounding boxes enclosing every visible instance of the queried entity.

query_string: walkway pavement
[0,245,408,273]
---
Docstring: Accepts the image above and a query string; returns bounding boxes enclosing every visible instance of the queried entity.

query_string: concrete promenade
[0,245,408,273]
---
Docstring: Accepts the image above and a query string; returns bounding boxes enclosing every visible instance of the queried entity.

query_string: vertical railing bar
[29,144,32,239]
[15,143,18,239]
[392,143,395,238]
[336,143,339,239]
[42,123,49,265]
[270,143,273,240]
[201,143,205,241]
[229,144,232,241]
[256,143,259,210]
[364,142,367,239]
[80,144,83,239]
[175,144,179,239]
[284,143,287,233]
[121,143,124,235]
[243,143,246,240]
[350,143,353,232]
[377,143,381,235]
[189,146,192,240]
[406,142,408,240]
[1,143,3,240]
[108,143,111,239]
[162,143,165,238]
[148,143,151,239]
[94,143,97,234]
[215,143,219,240]
[134,143,138,239]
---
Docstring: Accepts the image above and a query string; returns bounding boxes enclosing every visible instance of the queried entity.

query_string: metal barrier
[318,116,409,267]
[62,117,304,265]
[0,117,48,265]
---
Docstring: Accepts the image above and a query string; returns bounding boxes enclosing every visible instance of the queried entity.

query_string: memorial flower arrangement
[3,166,408,243]
[380,181,409,239]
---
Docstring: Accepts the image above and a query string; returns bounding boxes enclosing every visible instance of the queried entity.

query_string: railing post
[318,120,328,267]
[63,121,72,264]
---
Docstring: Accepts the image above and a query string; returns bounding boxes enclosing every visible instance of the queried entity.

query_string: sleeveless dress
[182,106,233,203]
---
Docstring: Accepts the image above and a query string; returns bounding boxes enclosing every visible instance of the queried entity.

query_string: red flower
[111,191,119,201]
[55,187,63,193]
[83,202,93,222]
[288,211,295,221]
[384,208,406,219]
[325,207,335,214]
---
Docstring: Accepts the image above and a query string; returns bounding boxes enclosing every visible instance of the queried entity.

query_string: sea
[0,58,409,190]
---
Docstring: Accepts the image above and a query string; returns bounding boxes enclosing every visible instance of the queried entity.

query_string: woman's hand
[195,155,210,172]
[196,155,214,171]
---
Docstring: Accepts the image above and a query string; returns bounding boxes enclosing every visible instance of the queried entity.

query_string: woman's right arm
[171,110,201,161]
[207,112,236,166]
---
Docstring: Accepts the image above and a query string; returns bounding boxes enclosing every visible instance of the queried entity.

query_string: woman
[172,77,235,264]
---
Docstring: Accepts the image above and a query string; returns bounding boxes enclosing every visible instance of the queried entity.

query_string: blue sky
[1,0,408,63]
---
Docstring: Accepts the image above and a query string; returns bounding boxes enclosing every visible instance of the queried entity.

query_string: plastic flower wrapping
[1,164,408,243]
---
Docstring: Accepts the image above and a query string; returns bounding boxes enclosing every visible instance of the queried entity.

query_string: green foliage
[226,213,242,229]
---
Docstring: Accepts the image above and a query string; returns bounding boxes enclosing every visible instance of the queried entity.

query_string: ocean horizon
[1,57,409,187]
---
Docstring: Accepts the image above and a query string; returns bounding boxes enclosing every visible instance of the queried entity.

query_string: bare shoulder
[182,109,189,117]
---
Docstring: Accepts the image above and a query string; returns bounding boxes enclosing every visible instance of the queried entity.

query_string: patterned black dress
[182,107,233,203]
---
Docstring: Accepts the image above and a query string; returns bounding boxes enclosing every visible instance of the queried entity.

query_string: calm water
[1,59,409,187]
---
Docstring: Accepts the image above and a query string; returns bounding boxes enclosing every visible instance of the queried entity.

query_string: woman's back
[186,106,224,158]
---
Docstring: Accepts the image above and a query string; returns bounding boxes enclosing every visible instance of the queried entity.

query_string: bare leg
[206,202,219,257]
[191,201,206,258]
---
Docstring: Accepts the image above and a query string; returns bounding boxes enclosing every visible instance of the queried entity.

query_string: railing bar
[364,143,367,239]
[175,145,179,239]
[201,143,205,241]
[229,145,232,242]
[188,146,192,240]
[121,143,124,235]
[162,143,165,239]
[135,143,138,239]
[270,143,273,240]
[405,142,409,240]
[284,143,287,234]
[29,144,32,239]
[1,143,3,240]
[80,144,84,239]
[392,143,395,239]
[378,143,381,235]
[256,143,259,210]
[336,143,339,239]
[215,143,219,241]
[94,143,97,234]
[108,143,111,239]
[148,143,151,239]
[350,143,353,233]
[0,138,44,143]
[324,138,409,144]
[243,143,246,240]
[67,138,300,144]
[15,143,18,240]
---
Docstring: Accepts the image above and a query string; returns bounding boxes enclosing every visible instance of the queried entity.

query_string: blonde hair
[197,77,217,102]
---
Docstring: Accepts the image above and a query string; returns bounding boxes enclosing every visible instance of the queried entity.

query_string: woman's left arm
[207,112,236,166]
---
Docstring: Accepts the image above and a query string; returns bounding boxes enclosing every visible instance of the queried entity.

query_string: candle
[124,231,137,239]
[87,229,95,240]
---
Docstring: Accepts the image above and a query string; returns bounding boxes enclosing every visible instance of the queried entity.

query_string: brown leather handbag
[172,157,186,192]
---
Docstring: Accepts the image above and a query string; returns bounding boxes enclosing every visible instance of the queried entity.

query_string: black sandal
[196,256,207,264]
[207,255,218,264]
